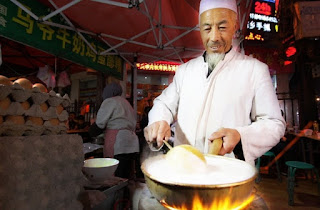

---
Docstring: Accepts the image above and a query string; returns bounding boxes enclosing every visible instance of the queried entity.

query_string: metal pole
[132,56,138,118]
[42,0,82,21]
[163,25,199,47]
[91,0,130,8]
[158,0,162,47]
[10,0,39,20]
[142,0,158,45]
[100,28,154,55]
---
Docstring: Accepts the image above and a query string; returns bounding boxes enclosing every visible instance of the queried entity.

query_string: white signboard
[294,1,320,40]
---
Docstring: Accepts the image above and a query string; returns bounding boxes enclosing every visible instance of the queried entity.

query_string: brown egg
[0,97,11,110]
[40,103,48,112]
[0,75,12,86]
[56,104,64,114]
[33,83,48,93]
[6,115,25,125]
[26,116,43,125]
[21,101,30,110]
[14,78,33,90]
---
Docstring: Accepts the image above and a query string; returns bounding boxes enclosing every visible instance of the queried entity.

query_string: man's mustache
[207,41,224,48]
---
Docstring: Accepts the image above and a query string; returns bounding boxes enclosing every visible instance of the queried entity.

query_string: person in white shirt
[143,0,285,165]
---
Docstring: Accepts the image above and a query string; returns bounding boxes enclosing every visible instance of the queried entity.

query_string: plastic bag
[57,71,71,87]
[37,65,56,88]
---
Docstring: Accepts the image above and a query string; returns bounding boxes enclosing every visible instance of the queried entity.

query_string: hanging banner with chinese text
[0,0,123,79]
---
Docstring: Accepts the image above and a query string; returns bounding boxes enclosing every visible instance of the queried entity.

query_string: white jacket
[148,48,286,165]
[96,96,139,155]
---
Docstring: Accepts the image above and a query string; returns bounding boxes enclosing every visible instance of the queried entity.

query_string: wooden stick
[208,138,223,155]
[163,140,172,150]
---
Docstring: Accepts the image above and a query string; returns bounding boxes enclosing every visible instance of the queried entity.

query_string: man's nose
[209,28,220,42]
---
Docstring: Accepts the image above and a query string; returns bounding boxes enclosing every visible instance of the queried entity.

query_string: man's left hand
[208,128,241,155]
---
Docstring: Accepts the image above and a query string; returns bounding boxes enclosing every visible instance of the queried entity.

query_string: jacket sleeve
[148,65,185,125]
[95,99,114,129]
[235,61,286,166]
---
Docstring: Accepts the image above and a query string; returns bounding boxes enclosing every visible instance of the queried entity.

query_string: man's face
[200,8,237,54]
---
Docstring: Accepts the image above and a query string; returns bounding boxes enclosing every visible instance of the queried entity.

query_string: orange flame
[160,194,255,210]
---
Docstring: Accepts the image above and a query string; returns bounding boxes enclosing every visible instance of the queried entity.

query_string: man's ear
[234,16,240,33]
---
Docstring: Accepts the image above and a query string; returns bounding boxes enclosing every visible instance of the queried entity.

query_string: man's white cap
[199,0,238,15]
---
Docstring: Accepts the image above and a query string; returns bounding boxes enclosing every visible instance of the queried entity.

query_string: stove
[137,184,268,210]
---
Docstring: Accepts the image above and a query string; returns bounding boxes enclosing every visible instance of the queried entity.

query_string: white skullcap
[199,0,238,15]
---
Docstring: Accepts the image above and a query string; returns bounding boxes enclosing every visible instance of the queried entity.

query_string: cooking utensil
[141,155,257,209]
[162,140,172,150]
[148,141,163,152]
[148,139,172,151]
[208,138,223,155]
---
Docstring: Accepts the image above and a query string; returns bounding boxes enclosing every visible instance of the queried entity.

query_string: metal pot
[141,154,257,209]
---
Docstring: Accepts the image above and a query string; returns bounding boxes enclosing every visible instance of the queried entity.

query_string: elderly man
[144,0,285,165]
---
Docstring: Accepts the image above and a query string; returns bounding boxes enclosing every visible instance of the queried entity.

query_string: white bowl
[82,158,119,183]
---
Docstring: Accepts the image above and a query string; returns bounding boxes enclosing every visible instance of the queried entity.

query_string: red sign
[255,1,272,16]
[285,47,297,58]
[136,61,180,72]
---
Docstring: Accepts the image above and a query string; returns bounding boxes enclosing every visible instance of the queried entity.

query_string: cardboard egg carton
[0,87,71,136]
[0,84,71,107]
[0,85,12,100]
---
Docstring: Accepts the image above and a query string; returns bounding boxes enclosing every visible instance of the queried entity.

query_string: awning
[1,0,253,75]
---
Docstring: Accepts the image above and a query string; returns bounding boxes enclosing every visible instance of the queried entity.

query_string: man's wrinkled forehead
[199,0,237,15]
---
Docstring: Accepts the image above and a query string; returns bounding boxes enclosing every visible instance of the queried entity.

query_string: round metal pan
[141,154,257,209]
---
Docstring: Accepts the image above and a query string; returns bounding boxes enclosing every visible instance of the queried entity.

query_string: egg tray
[0,83,71,107]
[0,121,67,136]
[0,85,12,100]
[0,84,71,136]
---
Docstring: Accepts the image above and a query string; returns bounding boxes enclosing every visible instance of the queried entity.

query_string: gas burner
[137,186,268,210]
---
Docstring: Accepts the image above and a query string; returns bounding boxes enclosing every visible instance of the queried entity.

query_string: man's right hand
[144,120,171,147]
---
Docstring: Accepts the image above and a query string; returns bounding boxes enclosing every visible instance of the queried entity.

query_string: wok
[141,144,257,209]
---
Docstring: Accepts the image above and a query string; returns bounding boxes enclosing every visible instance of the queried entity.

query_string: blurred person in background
[76,115,90,130]
[89,83,139,178]
[67,112,77,130]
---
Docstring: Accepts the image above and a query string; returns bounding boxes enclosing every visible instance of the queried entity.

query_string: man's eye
[219,26,227,30]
